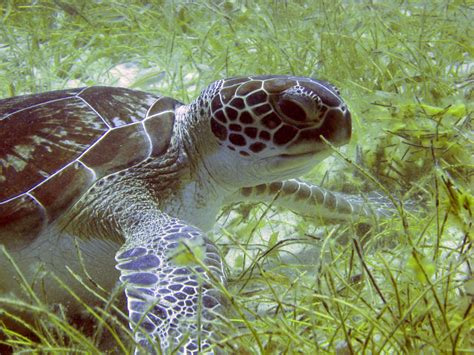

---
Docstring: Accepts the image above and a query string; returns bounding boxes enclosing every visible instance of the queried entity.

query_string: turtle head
[190,75,351,189]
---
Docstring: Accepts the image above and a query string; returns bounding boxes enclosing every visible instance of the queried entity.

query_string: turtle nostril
[278,98,306,122]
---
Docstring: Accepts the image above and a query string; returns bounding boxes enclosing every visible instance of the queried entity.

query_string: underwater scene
[0,1,472,353]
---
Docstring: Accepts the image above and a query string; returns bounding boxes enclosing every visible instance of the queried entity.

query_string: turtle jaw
[262,107,352,175]
[260,147,332,179]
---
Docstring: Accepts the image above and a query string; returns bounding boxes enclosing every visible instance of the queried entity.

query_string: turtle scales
[0,75,378,353]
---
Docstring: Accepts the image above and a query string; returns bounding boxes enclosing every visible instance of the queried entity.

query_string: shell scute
[79,87,159,127]
[31,161,96,222]
[1,86,175,248]
[0,88,83,119]
[0,97,108,202]
[80,123,151,178]
[0,195,46,250]
[144,112,175,157]
[147,96,181,117]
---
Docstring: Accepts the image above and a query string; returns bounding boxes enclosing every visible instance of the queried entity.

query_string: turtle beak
[320,106,352,147]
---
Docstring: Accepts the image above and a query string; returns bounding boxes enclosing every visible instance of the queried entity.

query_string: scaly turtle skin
[1,75,371,353]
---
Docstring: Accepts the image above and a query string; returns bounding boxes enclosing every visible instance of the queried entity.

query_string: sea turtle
[0,75,376,353]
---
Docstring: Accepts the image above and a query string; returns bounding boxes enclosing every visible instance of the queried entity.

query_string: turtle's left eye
[278,97,307,123]
[275,86,323,127]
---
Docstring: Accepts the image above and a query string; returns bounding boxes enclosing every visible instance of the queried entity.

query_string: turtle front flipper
[227,179,397,224]
[116,213,224,354]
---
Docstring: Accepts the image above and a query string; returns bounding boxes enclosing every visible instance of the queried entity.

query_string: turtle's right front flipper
[116,212,224,354]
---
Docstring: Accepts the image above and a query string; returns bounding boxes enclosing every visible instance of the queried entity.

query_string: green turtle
[0,75,378,353]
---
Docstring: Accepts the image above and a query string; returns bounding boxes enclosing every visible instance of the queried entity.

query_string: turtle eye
[276,86,323,127]
[278,98,306,122]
